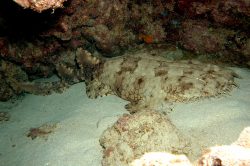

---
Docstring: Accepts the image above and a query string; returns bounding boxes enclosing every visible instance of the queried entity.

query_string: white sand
[0,67,250,165]
[0,83,128,166]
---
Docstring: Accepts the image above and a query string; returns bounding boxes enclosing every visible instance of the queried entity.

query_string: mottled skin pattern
[76,48,238,113]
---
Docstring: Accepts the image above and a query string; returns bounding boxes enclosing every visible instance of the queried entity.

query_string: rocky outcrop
[100,110,191,166]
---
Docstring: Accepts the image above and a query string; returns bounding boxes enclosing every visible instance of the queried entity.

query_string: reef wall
[0,0,249,100]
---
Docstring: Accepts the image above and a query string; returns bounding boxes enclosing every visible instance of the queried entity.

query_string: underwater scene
[0,0,250,165]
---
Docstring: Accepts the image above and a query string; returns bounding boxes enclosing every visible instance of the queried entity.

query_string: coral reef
[0,59,28,100]
[179,19,250,65]
[179,19,235,54]
[0,75,15,101]
[176,0,250,65]
[177,0,250,27]
[0,1,248,165]
[99,110,190,166]
[0,0,249,101]
[26,123,57,140]
[13,0,67,12]
[79,49,238,113]
[0,59,67,100]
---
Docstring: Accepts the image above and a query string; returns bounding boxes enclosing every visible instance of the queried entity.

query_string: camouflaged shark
[76,48,238,113]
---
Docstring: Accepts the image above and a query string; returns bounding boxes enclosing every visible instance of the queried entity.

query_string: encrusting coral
[179,19,236,54]
[0,59,69,100]
[76,48,239,113]
[99,110,191,166]
[13,0,67,12]
[0,59,29,100]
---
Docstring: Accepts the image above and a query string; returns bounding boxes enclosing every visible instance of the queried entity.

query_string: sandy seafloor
[0,67,250,166]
